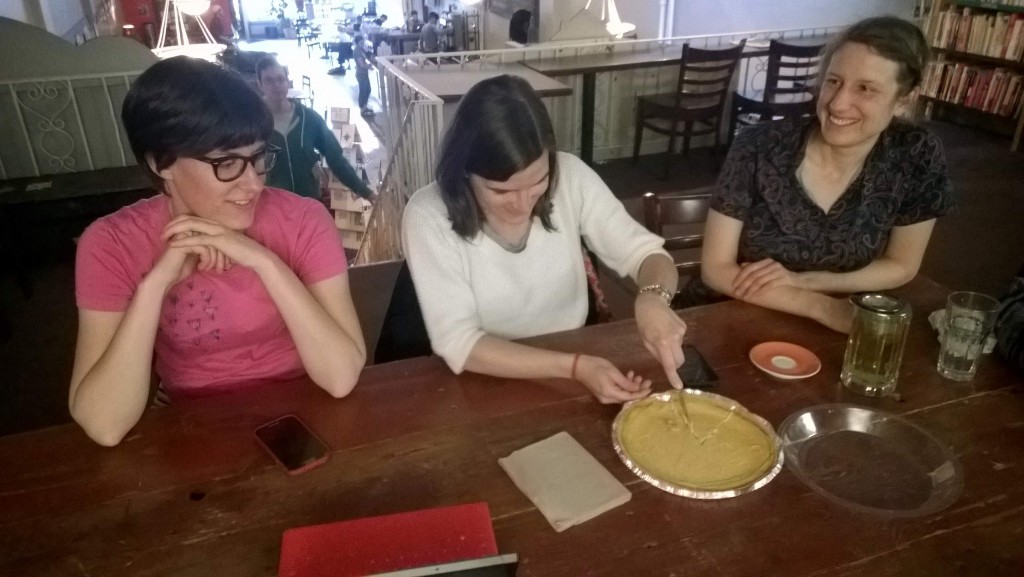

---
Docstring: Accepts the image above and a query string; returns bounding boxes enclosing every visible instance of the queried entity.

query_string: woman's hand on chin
[148,236,201,290]
[162,215,275,273]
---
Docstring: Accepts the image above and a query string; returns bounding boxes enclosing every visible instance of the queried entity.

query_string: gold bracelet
[638,284,674,304]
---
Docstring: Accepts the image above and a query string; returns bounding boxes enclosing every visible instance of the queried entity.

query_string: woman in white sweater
[402,75,687,403]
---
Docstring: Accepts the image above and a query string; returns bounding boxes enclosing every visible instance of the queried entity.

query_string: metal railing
[0,72,144,180]
[361,26,843,261]
[354,73,442,264]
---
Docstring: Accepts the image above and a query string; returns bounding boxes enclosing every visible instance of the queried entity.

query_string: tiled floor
[1,56,1021,437]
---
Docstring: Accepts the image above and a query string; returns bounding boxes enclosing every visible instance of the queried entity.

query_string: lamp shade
[177,0,211,16]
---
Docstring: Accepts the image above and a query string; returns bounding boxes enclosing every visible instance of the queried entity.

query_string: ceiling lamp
[152,0,225,61]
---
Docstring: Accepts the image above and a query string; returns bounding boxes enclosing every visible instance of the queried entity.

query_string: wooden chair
[642,189,712,280]
[298,74,314,108]
[347,260,403,365]
[633,40,746,179]
[728,40,825,147]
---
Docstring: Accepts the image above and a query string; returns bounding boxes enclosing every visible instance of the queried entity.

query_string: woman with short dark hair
[698,16,955,332]
[71,57,366,446]
[402,75,687,404]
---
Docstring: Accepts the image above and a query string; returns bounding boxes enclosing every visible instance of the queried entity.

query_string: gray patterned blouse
[711,117,955,273]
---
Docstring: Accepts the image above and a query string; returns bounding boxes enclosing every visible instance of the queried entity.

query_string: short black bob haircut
[436,74,559,240]
[122,56,273,191]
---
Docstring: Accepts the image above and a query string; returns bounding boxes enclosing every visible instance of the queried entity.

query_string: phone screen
[677,345,718,389]
[255,415,329,473]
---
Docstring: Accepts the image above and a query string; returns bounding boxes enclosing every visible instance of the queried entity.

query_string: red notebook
[278,502,499,577]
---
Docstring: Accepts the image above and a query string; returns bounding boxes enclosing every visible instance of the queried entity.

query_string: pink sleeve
[291,200,348,285]
[75,221,136,311]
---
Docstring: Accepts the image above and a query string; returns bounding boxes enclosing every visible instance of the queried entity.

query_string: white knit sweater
[402,152,669,373]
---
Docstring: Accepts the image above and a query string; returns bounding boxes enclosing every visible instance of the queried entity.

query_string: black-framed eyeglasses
[195,146,279,183]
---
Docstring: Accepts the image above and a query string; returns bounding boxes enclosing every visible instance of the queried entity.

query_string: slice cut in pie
[619,394,775,491]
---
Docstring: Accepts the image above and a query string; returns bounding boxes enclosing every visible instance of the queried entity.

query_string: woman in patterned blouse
[699,17,955,332]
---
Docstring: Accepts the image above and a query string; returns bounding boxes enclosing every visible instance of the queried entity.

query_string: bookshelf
[922,0,1024,150]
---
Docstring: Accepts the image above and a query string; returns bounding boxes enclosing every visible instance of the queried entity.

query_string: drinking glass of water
[937,291,1000,381]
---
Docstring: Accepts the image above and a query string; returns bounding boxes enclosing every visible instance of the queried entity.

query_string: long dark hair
[435,74,559,239]
[122,56,272,191]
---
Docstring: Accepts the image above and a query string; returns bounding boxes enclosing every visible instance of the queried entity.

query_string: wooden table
[3,276,1023,575]
[521,37,830,165]
[402,62,572,104]
[383,30,421,55]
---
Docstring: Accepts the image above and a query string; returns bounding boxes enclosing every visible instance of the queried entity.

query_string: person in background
[697,16,954,333]
[402,75,687,404]
[509,9,530,45]
[204,5,234,45]
[256,56,374,201]
[71,57,366,446]
[419,12,441,53]
[370,14,388,54]
[406,10,422,33]
[352,26,375,117]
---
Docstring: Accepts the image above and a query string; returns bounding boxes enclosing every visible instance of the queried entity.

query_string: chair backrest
[347,259,403,365]
[642,189,712,278]
[763,40,825,103]
[373,260,433,364]
[673,40,747,111]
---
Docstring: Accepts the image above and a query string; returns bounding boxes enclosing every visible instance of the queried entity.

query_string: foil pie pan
[612,389,784,499]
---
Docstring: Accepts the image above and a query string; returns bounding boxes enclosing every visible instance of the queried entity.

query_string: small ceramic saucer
[749,342,822,380]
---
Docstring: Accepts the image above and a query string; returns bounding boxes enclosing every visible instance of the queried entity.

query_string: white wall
[0,0,42,26]
[669,0,917,37]
[616,0,661,40]
[39,0,86,38]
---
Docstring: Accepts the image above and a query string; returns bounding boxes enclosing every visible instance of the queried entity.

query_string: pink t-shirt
[75,187,348,399]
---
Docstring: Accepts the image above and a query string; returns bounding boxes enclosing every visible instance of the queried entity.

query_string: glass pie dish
[778,404,964,517]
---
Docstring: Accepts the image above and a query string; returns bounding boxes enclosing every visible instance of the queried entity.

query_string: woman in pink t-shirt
[70,57,366,446]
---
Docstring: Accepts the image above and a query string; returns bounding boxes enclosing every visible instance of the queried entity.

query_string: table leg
[581,72,596,166]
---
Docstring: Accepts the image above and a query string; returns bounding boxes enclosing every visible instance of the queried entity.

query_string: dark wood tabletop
[2,276,1022,576]
[402,63,572,103]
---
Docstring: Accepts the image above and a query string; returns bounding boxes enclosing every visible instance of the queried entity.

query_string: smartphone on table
[677,345,718,389]
[255,415,330,475]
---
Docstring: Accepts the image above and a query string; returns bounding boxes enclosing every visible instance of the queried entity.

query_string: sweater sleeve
[315,114,374,199]
[401,188,486,374]
[560,153,669,280]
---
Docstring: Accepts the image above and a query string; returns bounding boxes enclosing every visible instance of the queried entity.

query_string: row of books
[922,60,1024,116]
[932,7,1024,62]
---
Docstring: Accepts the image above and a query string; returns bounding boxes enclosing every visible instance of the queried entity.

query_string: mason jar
[841,294,912,397]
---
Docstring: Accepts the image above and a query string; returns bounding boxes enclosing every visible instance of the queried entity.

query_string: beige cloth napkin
[498,432,631,532]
